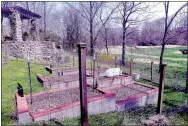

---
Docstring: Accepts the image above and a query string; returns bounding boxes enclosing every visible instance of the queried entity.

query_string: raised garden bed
[86,68,107,77]
[37,73,93,89]
[37,72,133,89]
[88,73,133,88]
[99,82,158,111]
[16,86,116,123]
[46,66,107,77]
[46,66,79,76]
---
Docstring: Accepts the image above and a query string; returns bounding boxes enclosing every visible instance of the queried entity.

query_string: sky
[153,2,186,20]
[2,1,187,29]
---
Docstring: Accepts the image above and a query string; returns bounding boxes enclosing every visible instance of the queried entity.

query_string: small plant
[45,36,50,41]
[23,32,29,36]
[22,32,29,41]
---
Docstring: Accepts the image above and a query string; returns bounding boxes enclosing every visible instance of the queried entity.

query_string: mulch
[27,87,103,113]
[110,84,151,101]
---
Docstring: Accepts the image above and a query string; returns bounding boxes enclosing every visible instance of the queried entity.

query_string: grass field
[2,46,187,125]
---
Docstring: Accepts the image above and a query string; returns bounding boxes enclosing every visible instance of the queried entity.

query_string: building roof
[1,6,41,19]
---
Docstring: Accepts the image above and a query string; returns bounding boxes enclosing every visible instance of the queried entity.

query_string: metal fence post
[77,43,88,126]
[151,61,153,82]
[73,53,75,67]
[27,56,32,104]
[115,57,117,68]
[157,64,167,115]
[96,53,99,68]
[130,59,133,75]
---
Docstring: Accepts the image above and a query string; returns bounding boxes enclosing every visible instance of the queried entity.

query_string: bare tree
[117,2,149,65]
[63,8,83,51]
[116,2,157,65]
[100,25,109,55]
[43,2,46,39]
[159,2,187,71]
[67,2,119,56]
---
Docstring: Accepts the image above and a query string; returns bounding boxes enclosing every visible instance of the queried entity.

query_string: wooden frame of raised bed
[97,82,159,111]
[16,86,116,124]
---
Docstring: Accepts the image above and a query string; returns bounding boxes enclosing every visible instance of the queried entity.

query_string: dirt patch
[99,45,186,55]
[173,51,182,54]
[129,53,186,61]
[27,87,103,113]
[132,58,183,67]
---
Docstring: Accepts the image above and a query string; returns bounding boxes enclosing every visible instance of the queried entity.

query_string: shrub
[23,32,29,36]
[98,53,114,62]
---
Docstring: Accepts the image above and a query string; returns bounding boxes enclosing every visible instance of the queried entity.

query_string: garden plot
[86,68,107,77]
[16,86,116,123]
[88,73,133,88]
[37,73,93,89]
[46,66,107,77]
[99,82,158,111]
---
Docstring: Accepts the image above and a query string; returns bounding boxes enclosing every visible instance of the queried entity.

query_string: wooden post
[151,61,153,82]
[27,56,32,104]
[77,43,88,126]
[120,60,122,69]
[130,59,133,75]
[115,57,117,68]
[157,64,167,115]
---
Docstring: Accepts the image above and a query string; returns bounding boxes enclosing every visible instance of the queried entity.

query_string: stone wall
[2,41,56,61]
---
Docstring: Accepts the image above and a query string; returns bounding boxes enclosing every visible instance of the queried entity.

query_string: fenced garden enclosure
[1,1,188,126]
[2,42,187,125]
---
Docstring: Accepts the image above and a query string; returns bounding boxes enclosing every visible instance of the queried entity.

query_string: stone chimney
[10,11,22,42]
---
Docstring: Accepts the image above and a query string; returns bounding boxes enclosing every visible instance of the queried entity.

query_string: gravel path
[27,87,102,113]
[111,84,151,101]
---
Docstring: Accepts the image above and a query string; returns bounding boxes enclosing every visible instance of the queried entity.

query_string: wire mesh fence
[1,42,187,125]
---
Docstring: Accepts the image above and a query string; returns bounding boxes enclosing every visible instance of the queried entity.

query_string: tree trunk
[159,43,165,72]
[122,24,126,66]
[122,3,126,66]
[44,2,46,39]
[122,38,126,66]
[90,2,94,56]
[105,27,108,56]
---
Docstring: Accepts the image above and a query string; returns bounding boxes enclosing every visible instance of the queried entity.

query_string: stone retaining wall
[2,41,55,60]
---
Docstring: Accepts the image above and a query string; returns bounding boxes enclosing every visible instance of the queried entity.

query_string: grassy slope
[2,59,51,124]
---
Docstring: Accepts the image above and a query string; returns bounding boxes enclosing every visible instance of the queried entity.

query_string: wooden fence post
[77,43,88,126]
[151,61,154,82]
[157,64,167,115]
[130,59,133,75]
